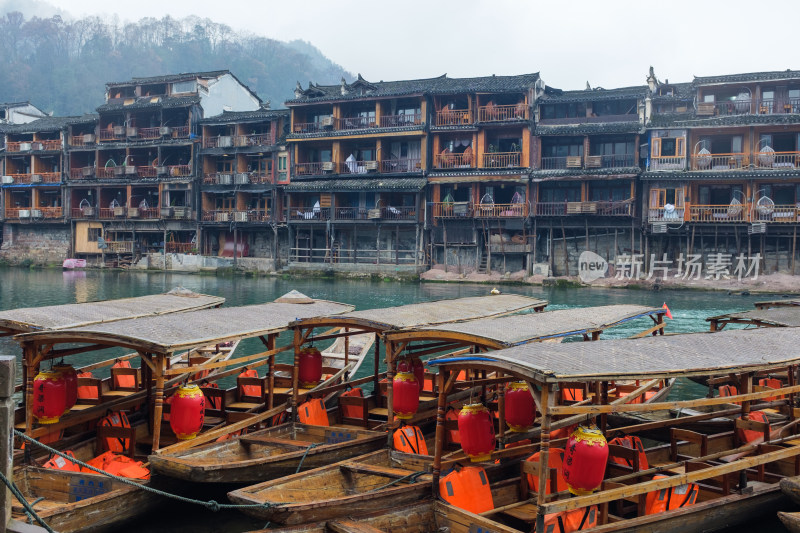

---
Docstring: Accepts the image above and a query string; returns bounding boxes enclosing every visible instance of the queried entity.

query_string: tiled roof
[650,82,694,103]
[667,113,800,128]
[107,70,230,87]
[641,169,800,181]
[200,108,289,125]
[693,69,800,86]
[287,124,426,140]
[0,101,34,109]
[428,169,527,179]
[648,112,695,128]
[539,85,647,104]
[1,114,97,133]
[97,95,200,113]
[535,121,642,136]
[283,177,426,191]
[287,73,540,104]
[530,167,641,179]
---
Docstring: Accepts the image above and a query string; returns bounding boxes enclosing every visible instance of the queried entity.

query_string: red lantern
[458,403,496,462]
[33,370,68,424]
[298,346,322,388]
[53,363,78,413]
[170,384,206,440]
[410,358,425,391]
[505,381,535,432]
[562,424,608,495]
[393,369,419,419]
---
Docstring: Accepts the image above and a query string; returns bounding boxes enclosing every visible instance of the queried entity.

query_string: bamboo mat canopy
[754,298,800,309]
[384,304,664,349]
[0,288,225,336]
[707,306,800,331]
[427,326,800,384]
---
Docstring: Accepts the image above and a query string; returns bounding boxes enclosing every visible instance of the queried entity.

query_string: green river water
[0,268,794,531]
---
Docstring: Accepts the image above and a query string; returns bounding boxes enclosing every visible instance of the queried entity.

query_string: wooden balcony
[540,156,583,170]
[98,129,126,142]
[435,109,471,126]
[379,113,422,128]
[70,135,96,147]
[105,241,134,254]
[235,133,273,147]
[696,100,752,116]
[5,140,61,152]
[335,116,376,130]
[474,203,528,218]
[649,157,685,171]
[171,126,190,138]
[381,158,422,174]
[689,204,748,223]
[594,199,634,216]
[648,207,685,223]
[431,202,472,218]
[481,152,522,168]
[754,151,800,169]
[339,160,379,174]
[5,172,60,184]
[690,153,748,171]
[288,206,332,221]
[293,121,329,134]
[201,209,265,223]
[165,165,191,177]
[294,162,328,176]
[434,153,474,169]
[165,242,195,254]
[477,104,528,122]
[5,207,62,219]
[381,206,416,220]
[134,127,162,140]
[757,98,800,115]
[70,167,95,180]
[752,204,800,223]
[334,207,369,220]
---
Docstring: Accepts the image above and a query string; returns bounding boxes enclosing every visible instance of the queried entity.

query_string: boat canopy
[707,306,800,330]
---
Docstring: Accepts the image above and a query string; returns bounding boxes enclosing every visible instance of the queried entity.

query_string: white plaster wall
[200,74,260,117]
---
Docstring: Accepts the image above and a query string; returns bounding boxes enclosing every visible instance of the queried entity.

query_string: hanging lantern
[52,363,78,413]
[298,346,322,388]
[505,381,535,432]
[458,403,496,462]
[393,366,419,420]
[410,358,425,391]
[169,384,206,440]
[562,424,608,496]
[33,370,68,424]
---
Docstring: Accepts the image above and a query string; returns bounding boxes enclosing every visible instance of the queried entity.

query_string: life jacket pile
[393,425,428,455]
[201,382,222,410]
[111,360,135,389]
[759,377,783,401]
[718,384,740,405]
[43,450,81,472]
[608,435,649,471]
[561,387,585,403]
[445,407,461,445]
[98,411,131,453]
[645,475,699,514]
[77,371,99,401]
[83,450,150,480]
[439,465,494,514]
[298,398,329,426]
[535,505,598,533]
[736,410,770,444]
[237,368,261,398]
[339,387,365,420]
[525,448,567,495]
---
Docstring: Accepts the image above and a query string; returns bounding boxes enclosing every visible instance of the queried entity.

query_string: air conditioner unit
[81,207,95,216]
[173,207,188,219]
[83,134,96,144]
[159,126,172,136]
[126,127,138,137]
[217,173,232,185]
[651,222,668,234]
[2,176,13,184]
[234,211,248,222]
[113,166,125,176]
[364,161,378,171]
[31,142,43,151]
[218,136,233,148]
[322,162,335,172]
[30,174,42,183]
[749,222,767,234]
[114,207,126,217]
[82,167,94,177]
[18,209,30,218]
[30,209,42,218]
[156,166,168,175]
[320,116,334,127]
[125,166,137,175]
[19,143,31,151]
[113,126,125,136]
[234,173,250,184]
[127,207,139,218]
[215,212,229,222]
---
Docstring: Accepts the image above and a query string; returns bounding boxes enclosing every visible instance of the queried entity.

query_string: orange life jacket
[608,435,649,471]
[112,360,135,389]
[98,411,131,453]
[526,448,567,496]
[505,439,531,449]
[536,506,598,533]
[77,371,99,400]
[439,465,494,514]
[719,384,740,405]
[445,407,461,445]
[737,410,770,444]
[759,377,783,401]
[562,387,584,403]
[201,383,222,410]
[393,425,428,455]
[645,475,698,515]
[43,450,81,472]
[550,424,577,441]
[298,398,329,426]
[83,450,150,480]
[340,387,364,420]
[271,411,288,427]
[238,368,260,398]
[20,427,63,450]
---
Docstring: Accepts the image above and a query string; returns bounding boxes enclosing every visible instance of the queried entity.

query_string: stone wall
[0,224,70,265]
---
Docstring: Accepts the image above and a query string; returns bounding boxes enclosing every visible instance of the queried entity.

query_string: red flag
[662,302,673,320]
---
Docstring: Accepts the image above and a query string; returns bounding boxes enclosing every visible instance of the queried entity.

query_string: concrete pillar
[1,355,15,529]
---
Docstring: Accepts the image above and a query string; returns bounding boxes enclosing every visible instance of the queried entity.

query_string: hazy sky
[12,0,800,91]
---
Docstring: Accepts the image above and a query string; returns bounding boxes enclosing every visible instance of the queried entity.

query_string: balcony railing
[755,151,800,169]
[534,202,571,216]
[202,209,267,223]
[165,165,191,177]
[105,241,134,254]
[689,204,748,223]
[434,153,474,169]
[753,204,800,223]
[477,104,528,122]
[758,98,800,115]
[435,109,471,126]
[290,247,423,265]
[649,157,686,171]
[690,153,748,171]
[134,127,162,140]
[293,122,328,134]
[474,203,528,218]
[540,156,583,170]
[648,207,685,222]
[335,116,376,130]
[5,172,61,184]
[288,206,332,220]
[381,206,416,220]
[379,113,422,128]
[294,162,328,176]
[5,207,62,219]
[334,207,369,220]
[481,152,522,168]
[171,126,190,138]
[339,160,379,174]
[5,140,60,152]
[431,202,473,218]
[70,135,96,147]
[697,100,752,116]
[235,133,272,147]
[587,154,637,168]
[594,199,634,216]
[98,129,125,142]
[70,167,95,180]
[381,158,422,174]
[165,242,195,254]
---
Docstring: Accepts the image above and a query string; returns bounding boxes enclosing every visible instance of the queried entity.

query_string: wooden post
[23,343,36,435]
[793,225,797,275]
[374,332,381,396]
[267,334,276,409]
[531,217,537,273]
[498,380,507,446]
[386,341,396,447]
[432,369,450,497]
[1,355,15,529]
[561,219,568,276]
[291,328,302,422]
[151,353,166,451]
[535,384,553,533]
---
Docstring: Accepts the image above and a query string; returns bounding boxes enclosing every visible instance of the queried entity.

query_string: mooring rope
[0,469,56,533]
[295,442,322,474]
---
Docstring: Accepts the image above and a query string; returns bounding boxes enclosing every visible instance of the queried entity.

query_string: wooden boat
[227,449,432,524]
[148,423,387,484]
[779,511,800,533]
[780,474,800,505]
[11,466,158,533]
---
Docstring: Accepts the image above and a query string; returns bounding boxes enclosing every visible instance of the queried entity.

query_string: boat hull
[779,511,800,533]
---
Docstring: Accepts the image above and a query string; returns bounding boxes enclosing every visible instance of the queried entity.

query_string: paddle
[721,417,800,462]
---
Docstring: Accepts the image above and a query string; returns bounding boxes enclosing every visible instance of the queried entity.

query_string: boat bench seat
[327,519,384,533]
[240,435,314,448]
[227,401,263,411]
[501,502,539,523]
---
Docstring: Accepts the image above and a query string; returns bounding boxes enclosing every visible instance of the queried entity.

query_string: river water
[0,268,794,531]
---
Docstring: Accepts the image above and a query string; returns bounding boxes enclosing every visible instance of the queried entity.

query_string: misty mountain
[0,11,352,115]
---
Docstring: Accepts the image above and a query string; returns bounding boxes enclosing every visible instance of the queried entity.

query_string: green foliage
[0,13,352,115]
